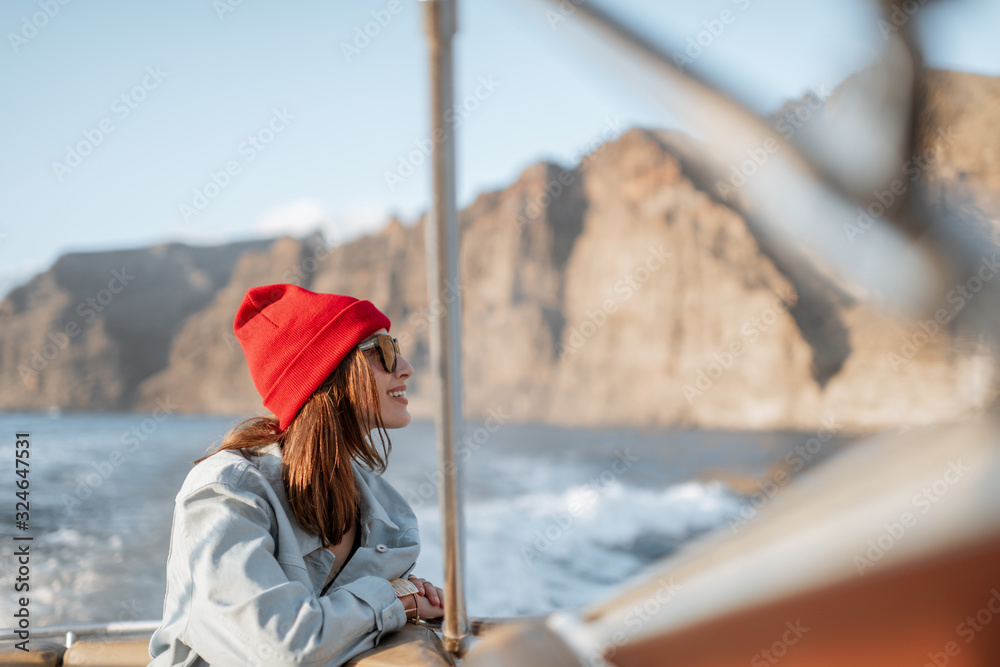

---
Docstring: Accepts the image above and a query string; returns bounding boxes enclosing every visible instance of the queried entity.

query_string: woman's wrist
[389,578,420,623]
[400,593,419,622]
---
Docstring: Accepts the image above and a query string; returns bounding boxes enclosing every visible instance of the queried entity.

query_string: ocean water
[0,412,841,627]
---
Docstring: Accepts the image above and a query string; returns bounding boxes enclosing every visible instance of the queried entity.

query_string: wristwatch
[389,578,420,623]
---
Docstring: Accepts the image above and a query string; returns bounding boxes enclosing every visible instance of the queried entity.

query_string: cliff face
[915,69,1000,247]
[0,239,273,411]
[1,69,997,430]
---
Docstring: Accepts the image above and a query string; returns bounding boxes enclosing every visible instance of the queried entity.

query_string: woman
[149,284,444,666]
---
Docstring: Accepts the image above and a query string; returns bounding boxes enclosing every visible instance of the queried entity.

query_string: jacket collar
[255,442,399,556]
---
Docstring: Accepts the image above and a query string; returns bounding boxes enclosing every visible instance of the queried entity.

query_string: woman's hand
[407,575,444,619]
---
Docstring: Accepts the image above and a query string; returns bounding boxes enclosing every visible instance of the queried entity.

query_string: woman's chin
[374,411,411,430]
[389,413,411,429]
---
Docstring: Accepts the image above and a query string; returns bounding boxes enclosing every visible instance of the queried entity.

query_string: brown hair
[195,347,391,547]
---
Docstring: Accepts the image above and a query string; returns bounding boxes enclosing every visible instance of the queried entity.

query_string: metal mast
[420,0,469,656]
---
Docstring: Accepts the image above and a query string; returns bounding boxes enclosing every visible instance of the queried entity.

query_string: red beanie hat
[233,284,391,429]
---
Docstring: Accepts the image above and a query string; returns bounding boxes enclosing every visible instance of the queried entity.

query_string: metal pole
[420,0,469,656]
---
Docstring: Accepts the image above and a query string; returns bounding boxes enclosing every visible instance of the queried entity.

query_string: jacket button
[375,544,388,553]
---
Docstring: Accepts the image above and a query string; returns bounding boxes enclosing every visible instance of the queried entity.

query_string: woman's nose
[396,355,414,378]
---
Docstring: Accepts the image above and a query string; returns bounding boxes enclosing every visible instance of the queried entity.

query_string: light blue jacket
[149,442,421,666]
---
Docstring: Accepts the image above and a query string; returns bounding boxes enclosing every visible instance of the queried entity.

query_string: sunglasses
[357,334,400,373]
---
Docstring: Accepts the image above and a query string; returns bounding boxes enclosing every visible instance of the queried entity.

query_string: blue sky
[1,0,998,297]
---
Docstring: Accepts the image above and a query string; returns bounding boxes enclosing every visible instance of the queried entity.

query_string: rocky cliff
[0,239,273,411]
[1,69,997,431]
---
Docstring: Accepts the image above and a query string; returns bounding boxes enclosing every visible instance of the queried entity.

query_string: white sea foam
[412,479,742,616]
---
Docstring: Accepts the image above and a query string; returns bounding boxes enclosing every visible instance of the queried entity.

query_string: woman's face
[360,327,413,429]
